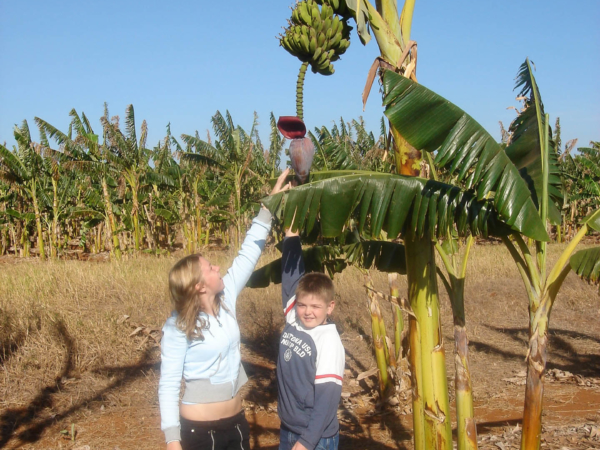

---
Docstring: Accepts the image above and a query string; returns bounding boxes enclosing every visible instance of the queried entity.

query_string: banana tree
[36,107,123,259]
[101,104,151,252]
[0,122,48,259]
[182,111,280,250]
[275,1,549,449]
[497,60,600,450]
[262,129,547,450]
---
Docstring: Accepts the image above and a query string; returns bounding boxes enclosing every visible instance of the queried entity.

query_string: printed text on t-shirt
[281,331,312,358]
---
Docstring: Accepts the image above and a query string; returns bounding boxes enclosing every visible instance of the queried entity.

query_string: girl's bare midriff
[180,393,242,421]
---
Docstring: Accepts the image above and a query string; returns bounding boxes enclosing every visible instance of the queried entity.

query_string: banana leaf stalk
[436,235,478,450]
[366,279,393,397]
[389,273,403,363]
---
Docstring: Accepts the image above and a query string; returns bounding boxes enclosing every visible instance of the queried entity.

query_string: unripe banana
[317,31,326,48]
[309,35,317,53]
[300,33,310,54]
[328,29,342,49]
[323,17,332,34]
[299,2,312,26]
[312,46,323,62]
[331,16,340,36]
[311,3,320,23]
[320,3,329,21]
[326,27,333,41]
[337,38,349,53]
[316,50,329,65]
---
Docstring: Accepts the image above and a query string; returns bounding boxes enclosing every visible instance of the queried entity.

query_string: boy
[277,229,345,450]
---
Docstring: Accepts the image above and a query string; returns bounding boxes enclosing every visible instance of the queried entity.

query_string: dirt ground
[0,244,599,450]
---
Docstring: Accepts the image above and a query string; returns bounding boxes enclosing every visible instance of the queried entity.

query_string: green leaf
[504,59,563,224]
[246,239,406,288]
[382,70,549,242]
[262,172,515,240]
[570,247,600,289]
[246,246,345,288]
[581,208,600,233]
[345,0,371,44]
[344,240,406,273]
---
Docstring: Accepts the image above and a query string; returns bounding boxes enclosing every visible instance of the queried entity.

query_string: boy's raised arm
[281,230,304,316]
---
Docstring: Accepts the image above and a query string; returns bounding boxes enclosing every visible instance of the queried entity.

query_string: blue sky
[1,1,598,156]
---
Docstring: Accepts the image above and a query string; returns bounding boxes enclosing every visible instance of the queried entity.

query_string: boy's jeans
[279,427,339,450]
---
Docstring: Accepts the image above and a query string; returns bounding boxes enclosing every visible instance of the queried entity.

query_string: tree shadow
[471,325,600,377]
[0,319,157,449]
[242,359,279,406]
[0,309,41,366]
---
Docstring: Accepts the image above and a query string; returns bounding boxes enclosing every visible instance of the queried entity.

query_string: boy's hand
[291,442,309,450]
[270,168,292,196]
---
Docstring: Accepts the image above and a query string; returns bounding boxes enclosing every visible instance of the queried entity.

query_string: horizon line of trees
[0,104,598,260]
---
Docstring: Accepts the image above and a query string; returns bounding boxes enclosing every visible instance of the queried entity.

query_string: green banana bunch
[313,0,350,19]
[279,0,353,76]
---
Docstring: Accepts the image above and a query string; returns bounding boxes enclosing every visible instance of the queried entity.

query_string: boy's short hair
[296,272,335,304]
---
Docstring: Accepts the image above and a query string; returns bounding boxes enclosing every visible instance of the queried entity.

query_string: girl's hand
[166,440,182,450]
[270,169,292,196]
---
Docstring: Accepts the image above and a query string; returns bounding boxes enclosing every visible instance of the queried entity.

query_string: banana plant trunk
[449,278,477,450]
[101,178,121,260]
[366,282,393,397]
[50,178,59,258]
[405,232,452,450]
[521,298,550,450]
[132,187,140,251]
[30,181,46,260]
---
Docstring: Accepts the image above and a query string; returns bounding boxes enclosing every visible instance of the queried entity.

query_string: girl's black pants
[180,410,250,450]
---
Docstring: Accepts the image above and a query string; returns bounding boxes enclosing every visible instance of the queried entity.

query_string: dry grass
[0,242,598,449]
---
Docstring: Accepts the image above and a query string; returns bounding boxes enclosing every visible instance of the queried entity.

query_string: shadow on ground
[0,319,158,449]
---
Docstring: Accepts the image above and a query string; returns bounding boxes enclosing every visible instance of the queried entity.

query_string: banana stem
[296,62,309,120]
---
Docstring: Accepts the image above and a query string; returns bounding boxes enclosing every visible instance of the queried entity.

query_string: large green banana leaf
[247,240,406,288]
[504,59,563,225]
[570,247,600,290]
[262,172,528,241]
[382,70,549,242]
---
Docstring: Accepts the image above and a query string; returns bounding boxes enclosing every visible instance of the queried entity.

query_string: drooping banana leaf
[504,59,563,224]
[382,70,549,242]
[246,240,406,288]
[344,240,406,273]
[247,245,345,288]
[570,247,600,290]
[262,172,527,241]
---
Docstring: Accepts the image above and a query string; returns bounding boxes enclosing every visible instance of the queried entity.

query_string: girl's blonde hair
[168,253,222,341]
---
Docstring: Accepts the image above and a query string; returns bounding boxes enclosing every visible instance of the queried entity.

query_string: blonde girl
[159,170,290,450]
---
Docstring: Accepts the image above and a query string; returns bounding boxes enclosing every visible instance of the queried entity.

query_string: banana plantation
[2,0,599,450]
